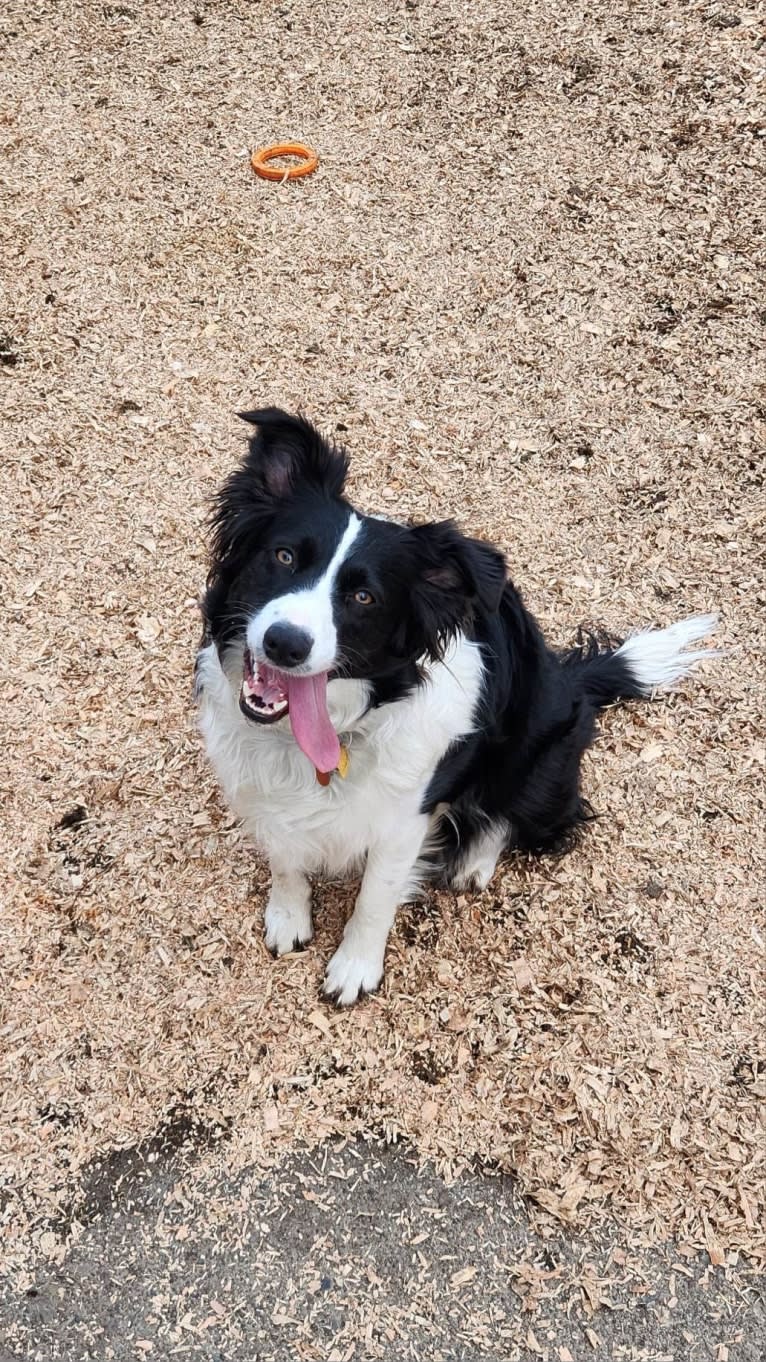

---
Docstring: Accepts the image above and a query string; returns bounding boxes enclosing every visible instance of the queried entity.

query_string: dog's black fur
[422,602,643,872]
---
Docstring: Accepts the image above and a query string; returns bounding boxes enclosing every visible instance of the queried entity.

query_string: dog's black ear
[207,409,349,603]
[237,408,349,499]
[408,520,507,660]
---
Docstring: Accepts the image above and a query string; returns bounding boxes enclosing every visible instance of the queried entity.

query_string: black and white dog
[196,409,716,1005]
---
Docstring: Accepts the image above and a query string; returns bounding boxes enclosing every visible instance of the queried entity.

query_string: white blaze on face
[246,514,363,674]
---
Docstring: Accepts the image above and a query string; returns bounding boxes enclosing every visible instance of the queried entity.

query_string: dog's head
[203,409,506,765]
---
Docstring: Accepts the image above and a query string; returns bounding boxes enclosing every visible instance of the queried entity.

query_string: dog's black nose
[262,623,313,669]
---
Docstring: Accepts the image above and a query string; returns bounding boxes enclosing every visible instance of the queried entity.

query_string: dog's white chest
[195,639,483,875]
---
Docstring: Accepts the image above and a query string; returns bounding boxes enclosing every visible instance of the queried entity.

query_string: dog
[195,408,717,1005]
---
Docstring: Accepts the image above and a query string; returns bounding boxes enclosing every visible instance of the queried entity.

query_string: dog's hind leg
[450,820,510,892]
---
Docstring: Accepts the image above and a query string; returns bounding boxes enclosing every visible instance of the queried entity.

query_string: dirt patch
[2,1140,764,1362]
[1,0,764,1283]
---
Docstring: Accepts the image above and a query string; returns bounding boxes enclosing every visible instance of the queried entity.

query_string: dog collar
[316,743,350,786]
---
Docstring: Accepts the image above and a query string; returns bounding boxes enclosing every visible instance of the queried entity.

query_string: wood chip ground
[1,0,764,1284]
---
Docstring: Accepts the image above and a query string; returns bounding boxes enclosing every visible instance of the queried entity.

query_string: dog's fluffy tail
[573,614,719,707]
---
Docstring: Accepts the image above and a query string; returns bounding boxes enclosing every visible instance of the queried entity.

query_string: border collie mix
[196,409,716,1005]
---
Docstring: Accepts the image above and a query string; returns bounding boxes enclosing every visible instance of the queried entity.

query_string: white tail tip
[615,614,719,694]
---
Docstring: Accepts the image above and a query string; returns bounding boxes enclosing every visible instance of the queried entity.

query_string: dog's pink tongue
[286,672,340,774]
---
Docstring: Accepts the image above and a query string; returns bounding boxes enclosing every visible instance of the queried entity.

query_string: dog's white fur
[197,613,716,1004]
[451,820,511,892]
[614,614,719,693]
[196,634,484,1004]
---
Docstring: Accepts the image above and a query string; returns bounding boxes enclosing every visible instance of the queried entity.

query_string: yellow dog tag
[316,744,349,786]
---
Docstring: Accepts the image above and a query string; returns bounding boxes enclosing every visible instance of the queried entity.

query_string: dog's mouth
[240,650,290,724]
[239,648,341,774]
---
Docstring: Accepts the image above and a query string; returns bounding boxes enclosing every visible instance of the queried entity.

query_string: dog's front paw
[264,898,313,957]
[323,939,384,1007]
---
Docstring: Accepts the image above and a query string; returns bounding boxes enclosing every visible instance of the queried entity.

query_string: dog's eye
[353,589,375,606]
[275,548,294,566]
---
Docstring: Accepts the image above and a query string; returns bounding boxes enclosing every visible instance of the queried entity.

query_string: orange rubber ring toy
[251,142,319,181]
